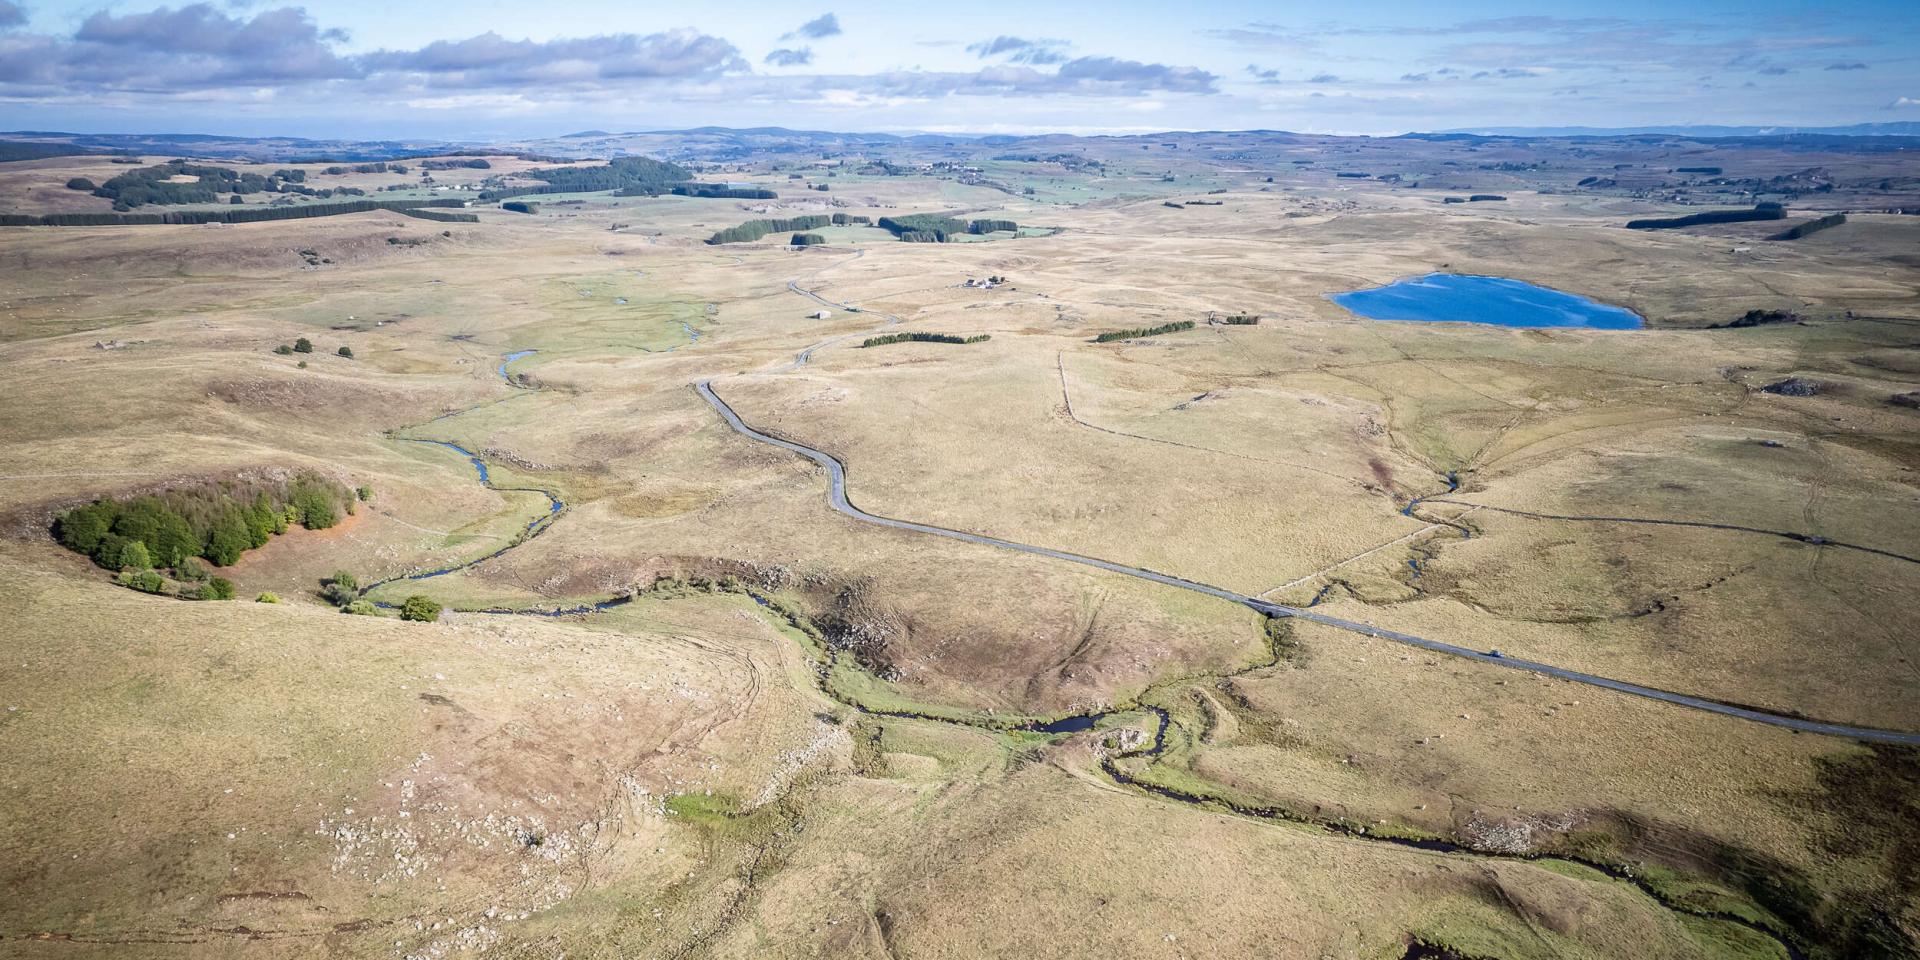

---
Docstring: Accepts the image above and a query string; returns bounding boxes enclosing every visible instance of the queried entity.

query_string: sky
[1,0,1917,139]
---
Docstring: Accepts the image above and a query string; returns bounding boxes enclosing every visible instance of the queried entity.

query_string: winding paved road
[696,378,1920,746]
[783,277,902,368]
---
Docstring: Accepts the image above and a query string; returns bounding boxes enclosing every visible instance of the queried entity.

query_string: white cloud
[783,13,840,41]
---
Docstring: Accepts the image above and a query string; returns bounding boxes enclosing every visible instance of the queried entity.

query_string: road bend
[695,378,1920,746]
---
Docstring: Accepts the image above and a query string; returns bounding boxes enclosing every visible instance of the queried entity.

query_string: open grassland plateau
[2,131,1919,959]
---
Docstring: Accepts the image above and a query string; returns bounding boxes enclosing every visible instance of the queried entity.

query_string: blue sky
[1,0,1915,138]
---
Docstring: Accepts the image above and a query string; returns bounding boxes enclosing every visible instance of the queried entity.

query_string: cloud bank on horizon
[0,0,1915,138]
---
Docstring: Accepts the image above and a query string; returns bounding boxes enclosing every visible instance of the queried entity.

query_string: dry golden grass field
[2,138,1917,960]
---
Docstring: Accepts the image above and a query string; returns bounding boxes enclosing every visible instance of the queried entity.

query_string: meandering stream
[361,351,566,595]
[355,288,1841,956]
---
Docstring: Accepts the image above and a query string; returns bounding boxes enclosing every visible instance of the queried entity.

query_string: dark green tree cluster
[122,570,168,593]
[830,213,870,225]
[670,184,777,199]
[1627,203,1786,230]
[966,219,1018,234]
[1467,194,1507,202]
[1768,213,1846,241]
[790,233,827,246]
[1220,314,1260,325]
[419,158,491,170]
[400,595,443,622]
[516,155,692,194]
[279,183,364,199]
[501,201,539,214]
[91,161,248,207]
[1093,320,1196,343]
[706,214,832,245]
[322,162,406,175]
[321,570,359,605]
[876,214,968,241]
[54,473,358,573]
[1676,166,1723,175]
[860,332,991,347]
[991,153,1103,171]
[87,160,346,209]
[196,578,237,600]
[66,177,96,191]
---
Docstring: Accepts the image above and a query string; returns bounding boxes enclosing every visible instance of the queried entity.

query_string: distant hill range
[7,122,1917,167]
[1431,122,1920,138]
[0,130,465,162]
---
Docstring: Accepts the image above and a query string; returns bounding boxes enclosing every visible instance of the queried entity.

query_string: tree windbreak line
[860,332,992,347]
[323,161,408,175]
[399,208,478,223]
[1,198,468,227]
[707,214,832,244]
[54,472,358,571]
[1094,320,1196,343]
[1626,203,1787,230]
[419,158,491,170]
[875,215,1021,242]
[1769,212,1846,241]
[670,184,777,199]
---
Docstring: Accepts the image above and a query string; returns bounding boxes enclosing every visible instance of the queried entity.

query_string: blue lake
[1330,274,1644,330]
